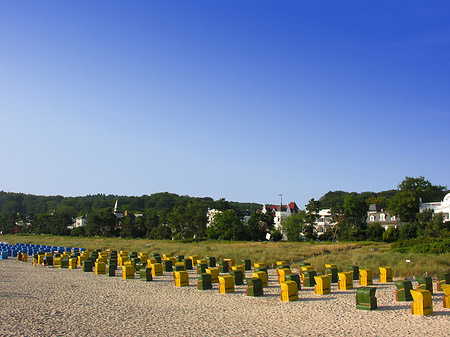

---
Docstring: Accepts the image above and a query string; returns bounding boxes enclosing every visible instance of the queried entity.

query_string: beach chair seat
[252,271,268,288]
[348,265,359,280]
[411,289,433,316]
[338,272,353,290]
[198,273,212,290]
[219,275,235,293]
[246,277,263,297]
[415,276,433,295]
[359,269,373,286]
[394,280,413,301]
[230,270,244,285]
[206,267,220,283]
[314,275,331,295]
[302,270,317,287]
[325,267,338,283]
[379,267,393,283]
[206,256,216,268]
[174,271,189,287]
[242,259,251,271]
[437,273,450,292]
[441,284,450,308]
[285,273,301,290]
[356,287,377,310]
[281,280,298,302]
[122,264,135,279]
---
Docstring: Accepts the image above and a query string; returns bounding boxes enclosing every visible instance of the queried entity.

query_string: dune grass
[3,235,449,277]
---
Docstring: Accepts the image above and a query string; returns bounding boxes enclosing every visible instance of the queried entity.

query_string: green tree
[247,212,274,241]
[337,194,368,241]
[382,227,399,243]
[206,209,246,240]
[282,211,307,242]
[366,223,384,241]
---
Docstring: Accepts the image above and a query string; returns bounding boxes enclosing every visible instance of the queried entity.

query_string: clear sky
[1,0,449,207]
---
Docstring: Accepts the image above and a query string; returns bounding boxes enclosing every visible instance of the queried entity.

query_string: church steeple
[113,199,123,218]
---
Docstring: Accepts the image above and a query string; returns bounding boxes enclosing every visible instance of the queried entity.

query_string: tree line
[0,177,448,245]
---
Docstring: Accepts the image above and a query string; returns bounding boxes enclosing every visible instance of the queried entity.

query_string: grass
[3,234,449,277]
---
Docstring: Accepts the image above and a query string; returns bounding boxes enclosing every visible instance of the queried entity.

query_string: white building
[367,204,401,230]
[262,202,299,230]
[315,209,336,235]
[206,209,222,227]
[419,193,450,222]
[74,216,87,228]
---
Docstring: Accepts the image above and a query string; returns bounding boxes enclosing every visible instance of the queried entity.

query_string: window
[369,215,375,222]
[391,216,396,221]
[380,214,386,221]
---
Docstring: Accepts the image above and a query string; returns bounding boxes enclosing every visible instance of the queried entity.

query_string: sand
[0,259,448,336]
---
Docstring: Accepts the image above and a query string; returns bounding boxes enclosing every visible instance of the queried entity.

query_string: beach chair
[176,255,184,262]
[394,280,413,301]
[437,273,450,292]
[198,273,212,290]
[359,269,373,286]
[82,259,93,272]
[441,284,450,308]
[314,275,331,295]
[122,264,135,279]
[230,270,244,285]
[218,261,229,273]
[246,277,263,297]
[415,276,433,295]
[242,259,252,271]
[338,272,353,290]
[106,264,116,277]
[206,256,216,268]
[281,280,298,302]
[252,271,268,288]
[206,267,220,283]
[379,267,393,283]
[348,265,359,280]
[197,263,208,274]
[410,289,433,316]
[285,273,301,290]
[140,268,153,281]
[174,271,189,287]
[325,267,338,283]
[163,259,173,272]
[183,258,193,270]
[278,268,292,283]
[219,275,235,293]
[189,255,199,266]
[150,263,163,276]
[356,287,377,310]
[302,270,317,287]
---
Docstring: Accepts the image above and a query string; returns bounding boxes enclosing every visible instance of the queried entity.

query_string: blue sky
[1,1,449,207]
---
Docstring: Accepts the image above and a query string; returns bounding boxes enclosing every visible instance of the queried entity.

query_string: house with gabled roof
[367,204,401,230]
[262,202,299,230]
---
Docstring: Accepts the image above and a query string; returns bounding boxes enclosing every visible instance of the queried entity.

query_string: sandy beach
[0,258,448,336]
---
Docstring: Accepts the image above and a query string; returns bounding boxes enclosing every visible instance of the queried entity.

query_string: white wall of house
[420,193,450,222]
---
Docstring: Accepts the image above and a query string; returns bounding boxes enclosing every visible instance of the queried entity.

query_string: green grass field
[3,234,449,277]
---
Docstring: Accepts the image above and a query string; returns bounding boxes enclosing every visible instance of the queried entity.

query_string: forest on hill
[0,176,448,247]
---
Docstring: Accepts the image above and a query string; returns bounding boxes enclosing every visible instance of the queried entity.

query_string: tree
[206,209,246,240]
[86,208,118,237]
[337,194,368,241]
[282,211,307,242]
[389,176,447,223]
[382,227,399,243]
[247,212,274,241]
[366,223,384,241]
[388,190,418,223]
